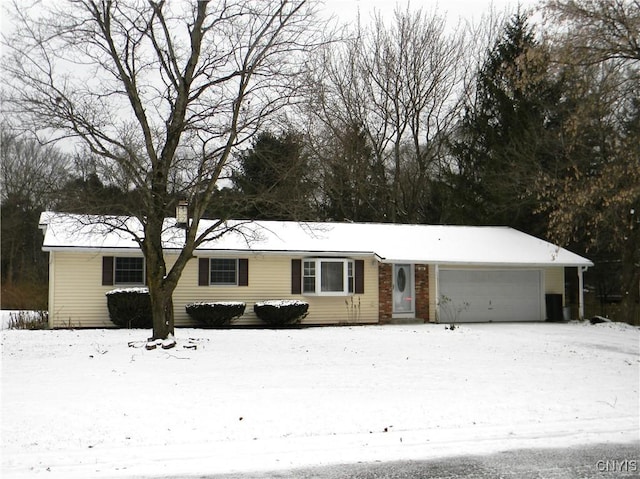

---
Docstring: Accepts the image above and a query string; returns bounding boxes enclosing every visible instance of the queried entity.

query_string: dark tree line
[2,0,637,324]
[0,134,142,308]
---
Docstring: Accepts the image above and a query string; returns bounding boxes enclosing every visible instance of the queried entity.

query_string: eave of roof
[39,212,594,267]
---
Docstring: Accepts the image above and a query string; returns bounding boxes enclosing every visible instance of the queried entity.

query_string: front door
[393,264,414,316]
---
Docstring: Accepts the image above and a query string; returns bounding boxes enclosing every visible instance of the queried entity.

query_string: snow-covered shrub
[106,288,152,328]
[7,310,48,329]
[253,300,309,327]
[185,302,246,327]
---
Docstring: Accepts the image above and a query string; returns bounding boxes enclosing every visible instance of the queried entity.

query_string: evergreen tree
[319,123,389,222]
[451,12,565,235]
[230,131,315,220]
[55,173,135,215]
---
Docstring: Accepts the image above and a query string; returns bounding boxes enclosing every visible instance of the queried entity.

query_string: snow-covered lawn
[1,321,638,478]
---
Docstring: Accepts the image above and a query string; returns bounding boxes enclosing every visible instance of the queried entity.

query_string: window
[210,258,237,285]
[302,258,354,295]
[114,257,144,285]
[303,260,316,293]
[198,258,249,286]
[102,256,145,286]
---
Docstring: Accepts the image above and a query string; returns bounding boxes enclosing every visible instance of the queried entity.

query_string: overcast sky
[1,1,541,38]
[322,0,540,25]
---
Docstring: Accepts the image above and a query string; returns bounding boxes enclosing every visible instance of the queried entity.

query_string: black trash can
[545,294,563,321]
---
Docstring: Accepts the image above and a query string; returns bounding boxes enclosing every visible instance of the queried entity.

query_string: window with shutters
[198,258,248,286]
[113,257,144,285]
[302,258,355,295]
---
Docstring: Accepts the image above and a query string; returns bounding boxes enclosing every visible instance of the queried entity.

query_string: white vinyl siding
[174,255,377,326]
[48,252,379,328]
[49,252,115,328]
[544,267,564,295]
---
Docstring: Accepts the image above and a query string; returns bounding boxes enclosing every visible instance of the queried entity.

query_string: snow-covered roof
[39,211,592,267]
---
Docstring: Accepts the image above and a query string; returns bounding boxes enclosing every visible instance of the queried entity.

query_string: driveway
[188,442,639,479]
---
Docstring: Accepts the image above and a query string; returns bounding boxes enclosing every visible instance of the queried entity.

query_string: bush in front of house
[106,288,152,328]
[7,310,49,330]
[185,302,246,327]
[253,300,309,327]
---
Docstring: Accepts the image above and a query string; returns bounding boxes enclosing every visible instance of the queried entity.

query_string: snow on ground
[1,321,639,478]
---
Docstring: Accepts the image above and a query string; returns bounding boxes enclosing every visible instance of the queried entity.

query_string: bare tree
[538,0,640,323]
[543,0,640,63]
[2,0,325,341]
[304,6,466,223]
[0,126,70,210]
[1,125,70,304]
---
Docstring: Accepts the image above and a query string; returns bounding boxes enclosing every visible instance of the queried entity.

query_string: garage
[438,269,543,322]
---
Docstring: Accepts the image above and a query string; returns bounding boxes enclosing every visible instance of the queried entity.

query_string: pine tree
[230,131,315,220]
[451,12,565,235]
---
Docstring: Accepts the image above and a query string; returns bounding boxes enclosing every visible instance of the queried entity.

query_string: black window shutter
[354,259,365,294]
[291,259,302,294]
[198,258,209,286]
[238,259,248,286]
[102,256,114,286]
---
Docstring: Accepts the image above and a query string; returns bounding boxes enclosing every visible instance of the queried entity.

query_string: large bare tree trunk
[143,212,180,340]
[149,288,175,341]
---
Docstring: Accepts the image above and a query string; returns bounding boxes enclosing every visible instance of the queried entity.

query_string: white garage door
[439,269,543,322]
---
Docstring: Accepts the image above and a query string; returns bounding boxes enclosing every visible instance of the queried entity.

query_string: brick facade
[378,263,393,323]
[378,263,429,323]
[414,264,429,322]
